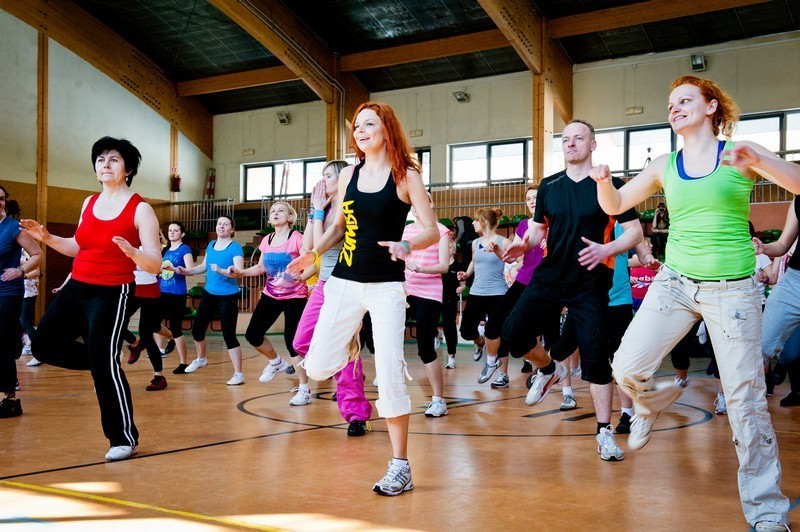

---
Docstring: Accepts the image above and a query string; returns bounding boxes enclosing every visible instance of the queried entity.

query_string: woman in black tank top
[289,102,438,496]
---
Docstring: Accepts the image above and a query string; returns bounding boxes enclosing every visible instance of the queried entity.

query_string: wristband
[312,249,320,261]
[400,240,411,253]
[18,267,25,277]
[313,209,325,221]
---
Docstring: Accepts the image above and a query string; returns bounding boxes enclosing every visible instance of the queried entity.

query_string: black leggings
[460,294,504,342]
[20,295,36,340]
[407,295,442,364]
[245,294,306,358]
[0,295,22,394]
[441,298,459,356]
[193,290,240,349]
[124,295,163,373]
[32,279,139,447]
[160,292,187,338]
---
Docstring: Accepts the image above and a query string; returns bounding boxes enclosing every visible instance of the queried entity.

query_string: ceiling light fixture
[277,111,291,125]
[452,91,470,103]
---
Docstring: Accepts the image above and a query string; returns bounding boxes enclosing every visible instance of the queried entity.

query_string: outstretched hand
[721,145,761,175]
[111,236,138,259]
[287,250,316,274]
[378,241,410,262]
[577,236,611,270]
[19,219,50,242]
[502,237,529,262]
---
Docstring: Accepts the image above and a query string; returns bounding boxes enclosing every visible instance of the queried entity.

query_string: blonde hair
[475,207,503,229]
[269,201,298,225]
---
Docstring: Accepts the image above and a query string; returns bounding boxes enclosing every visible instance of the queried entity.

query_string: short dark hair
[0,184,7,199]
[567,119,596,140]
[219,215,235,229]
[168,221,186,234]
[5,199,20,219]
[91,137,142,186]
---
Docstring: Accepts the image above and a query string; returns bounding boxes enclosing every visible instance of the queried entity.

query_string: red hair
[350,102,421,184]
[671,76,739,138]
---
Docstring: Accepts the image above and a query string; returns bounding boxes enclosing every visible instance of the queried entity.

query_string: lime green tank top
[663,140,755,280]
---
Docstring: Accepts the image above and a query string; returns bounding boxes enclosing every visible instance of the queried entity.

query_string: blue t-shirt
[204,240,243,296]
[160,243,192,295]
[608,223,633,307]
[0,217,22,297]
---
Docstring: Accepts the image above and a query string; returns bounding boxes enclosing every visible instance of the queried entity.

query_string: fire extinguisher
[170,174,181,192]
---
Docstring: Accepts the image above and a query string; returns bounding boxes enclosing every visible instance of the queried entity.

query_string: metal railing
[260,195,309,232]
[168,198,235,235]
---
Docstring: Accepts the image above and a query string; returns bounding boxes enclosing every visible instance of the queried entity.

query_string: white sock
[299,383,309,392]
[432,395,442,403]
[487,355,498,366]
[159,349,166,355]
[448,355,455,360]
[392,457,409,468]
[562,386,573,396]
[271,357,283,366]
[622,407,633,417]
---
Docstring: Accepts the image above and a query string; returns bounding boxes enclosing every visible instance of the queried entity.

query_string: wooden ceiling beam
[1,0,213,157]
[208,0,336,103]
[476,0,544,74]
[339,29,509,72]
[549,0,770,39]
[177,66,297,96]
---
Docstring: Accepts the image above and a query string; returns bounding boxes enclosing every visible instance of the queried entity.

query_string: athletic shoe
[0,397,22,418]
[259,358,289,382]
[284,364,296,375]
[289,388,312,406]
[772,363,788,386]
[433,335,441,350]
[477,323,485,337]
[780,391,800,407]
[596,426,624,461]
[331,392,337,401]
[521,359,533,374]
[525,373,534,390]
[755,521,790,532]
[472,342,484,361]
[146,375,167,391]
[674,376,690,388]
[560,393,577,411]
[172,364,189,374]
[347,420,369,437]
[477,358,500,383]
[714,393,727,415]
[15,380,20,391]
[525,363,567,406]
[164,339,176,355]
[126,342,144,364]
[26,357,42,367]
[616,412,632,434]
[627,380,683,451]
[445,355,456,369]
[490,372,510,389]
[424,398,447,417]
[184,357,207,373]
[105,445,138,461]
[21,345,32,356]
[373,461,413,496]
[226,372,245,386]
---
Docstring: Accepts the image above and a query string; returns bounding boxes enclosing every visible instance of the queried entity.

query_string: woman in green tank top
[590,76,800,531]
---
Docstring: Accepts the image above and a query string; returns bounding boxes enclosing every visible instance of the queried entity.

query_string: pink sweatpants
[293,280,372,423]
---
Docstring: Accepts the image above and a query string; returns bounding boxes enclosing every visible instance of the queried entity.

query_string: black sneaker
[331,392,338,401]
[525,373,534,390]
[172,364,189,374]
[616,412,632,434]
[521,359,533,374]
[347,420,368,437]
[164,339,176,355]
[284,365,296,375]
[0,397,22,418]
[772,363,788,386]
[780,392,800,407]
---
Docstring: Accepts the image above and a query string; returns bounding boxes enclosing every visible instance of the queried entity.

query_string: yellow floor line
[0,480,284,531]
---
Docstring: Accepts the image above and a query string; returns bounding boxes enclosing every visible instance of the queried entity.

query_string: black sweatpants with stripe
[32,279,139,447]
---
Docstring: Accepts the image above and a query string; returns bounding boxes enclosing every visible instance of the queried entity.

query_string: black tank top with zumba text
[332,161,411,283]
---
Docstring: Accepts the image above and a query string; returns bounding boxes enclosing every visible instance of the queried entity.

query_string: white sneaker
[674,376,690,388]
[26,357,42,367]
[714,393,727,415]
[472,342,484,361]
[755,521,790,531]
[184,357,207,373]
[627,381,683,451]
[105,445,138,461]
[424,398,448,417]
[226,372,245,386]
[373,460,413,496]
[596,426,624,461]
[477,323,485,337]
[445,355,456,369]
[259,358,289,383]
[477,358,500,383]
[525,363,568,406]
[21,345,32,356]
[433,336,441,350]
[289,387,312,406]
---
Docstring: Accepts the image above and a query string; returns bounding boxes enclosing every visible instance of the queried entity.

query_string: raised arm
[723,141,800,194]
[502,221,546,262]
[591,156,668,215]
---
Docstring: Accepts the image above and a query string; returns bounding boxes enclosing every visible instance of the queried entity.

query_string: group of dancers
[1,75,799,530]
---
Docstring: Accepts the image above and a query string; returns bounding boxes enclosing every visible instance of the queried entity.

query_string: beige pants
[612,265,789,526]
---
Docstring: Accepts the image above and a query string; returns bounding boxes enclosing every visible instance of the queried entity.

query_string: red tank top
[72,194,144,286]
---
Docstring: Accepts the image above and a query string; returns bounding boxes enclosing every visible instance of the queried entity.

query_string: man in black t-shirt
[501,120,642,461]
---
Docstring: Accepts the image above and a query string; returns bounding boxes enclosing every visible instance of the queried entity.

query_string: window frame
[448,138,531,186]
[243,156,326,202]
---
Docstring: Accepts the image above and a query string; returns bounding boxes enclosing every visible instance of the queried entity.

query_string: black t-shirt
[789,197,800,271]
[532,172,638,290]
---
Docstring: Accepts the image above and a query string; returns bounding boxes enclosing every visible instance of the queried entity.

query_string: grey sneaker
[478,358,500,383]
[755,521,790,531]
[525,363,568,406]
[714,393,727,415]
[424,398,447,417]
[105,445,138,461]
[490,372,509,389]
[560,393,577,411]
[373,461,413,496]
[289,387,312,406]
[472,342,484,361]
[259,358,289,382]
[596,426,624,461]
[445,356,456,369]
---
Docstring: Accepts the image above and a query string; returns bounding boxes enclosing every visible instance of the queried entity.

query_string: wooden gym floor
[2,337,798,532]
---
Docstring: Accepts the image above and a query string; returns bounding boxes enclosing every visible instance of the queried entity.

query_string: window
[450,139,530,185]
[737,116,780,152]
[786,112,800,161]
[627,128,671,173]
[411,148,431,185]
[243,157,326,202]
[594,131,625,174]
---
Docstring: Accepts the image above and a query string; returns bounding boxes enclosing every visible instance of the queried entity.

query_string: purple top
[515,218,544,286]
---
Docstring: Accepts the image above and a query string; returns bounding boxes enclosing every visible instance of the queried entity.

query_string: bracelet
[400,240,411,253]
[312,249,320,261]
[313,209,325,221]
[18,266,25,277]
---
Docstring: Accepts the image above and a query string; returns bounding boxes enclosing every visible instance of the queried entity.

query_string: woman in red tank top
[21,137,161,462]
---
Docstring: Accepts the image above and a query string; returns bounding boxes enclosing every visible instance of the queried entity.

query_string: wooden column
[170,125,178,203]
[532,74,554,183]
[35,33,48,319]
